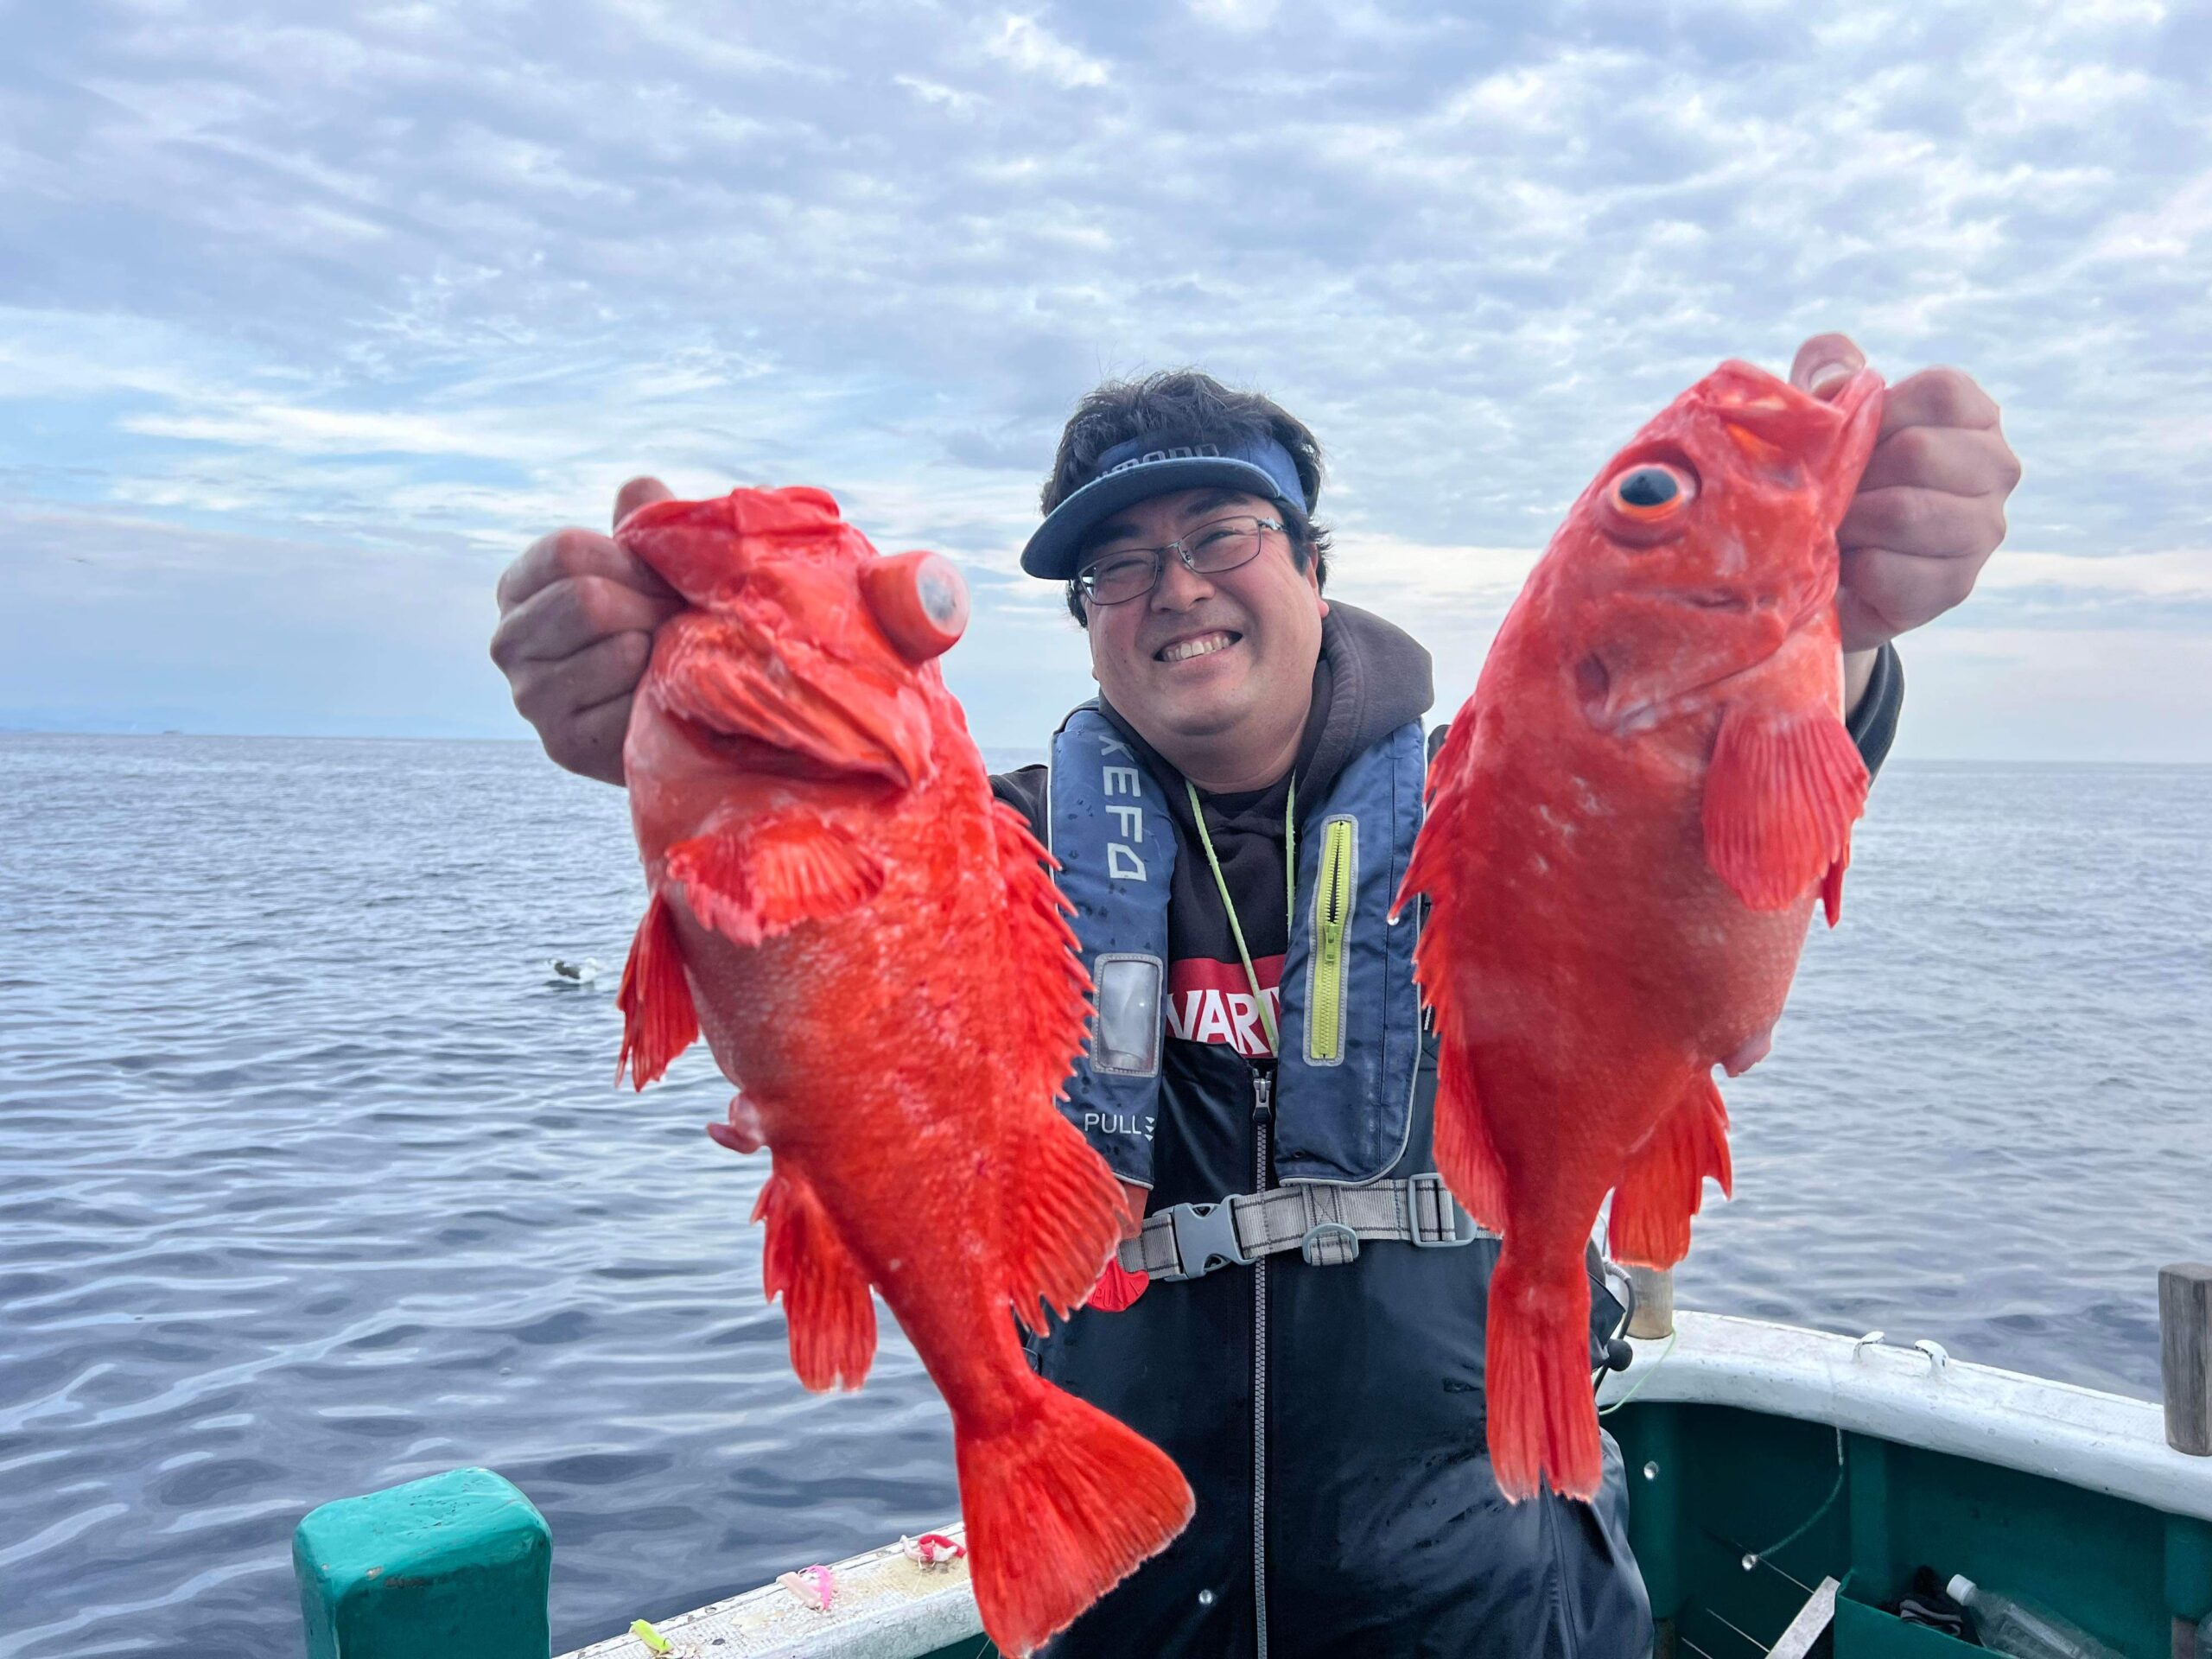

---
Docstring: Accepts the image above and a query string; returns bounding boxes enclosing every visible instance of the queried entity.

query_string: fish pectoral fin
[1700,703,1868,911]
[1607,1073,1733,1269]
[616,890,700,1090]
[669,816,886,947]
[1003,1109,1127,1335]
[754,1159,876,1391]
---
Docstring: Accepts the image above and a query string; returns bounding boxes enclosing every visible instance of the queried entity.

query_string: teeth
[1160,632,1235,663]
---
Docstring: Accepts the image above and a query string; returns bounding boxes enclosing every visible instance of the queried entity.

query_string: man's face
[1081,486,1328,755]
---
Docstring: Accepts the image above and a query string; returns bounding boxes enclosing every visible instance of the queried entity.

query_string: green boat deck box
[294,1465,551,1659]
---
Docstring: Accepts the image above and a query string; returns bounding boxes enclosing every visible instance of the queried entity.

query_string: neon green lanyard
[1184,777,1295,1056]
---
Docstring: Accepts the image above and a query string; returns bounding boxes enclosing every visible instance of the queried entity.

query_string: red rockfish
[1394,361,1885,1502]
[613,487,1192,1654]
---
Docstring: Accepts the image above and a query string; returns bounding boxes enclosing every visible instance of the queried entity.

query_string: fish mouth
[1655,588,1754,614]
[656,623,936,790]
[691,724,901,785]
[1582,595,1828,734]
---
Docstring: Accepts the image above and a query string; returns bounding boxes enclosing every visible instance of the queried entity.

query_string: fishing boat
[294,1263,2212,1659]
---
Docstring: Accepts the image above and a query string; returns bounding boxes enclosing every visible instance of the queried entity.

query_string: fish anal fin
[668,816,885,948]
[1432,1036,1507,1234]
[617,890,700,1090]
[1002,1109,1126,1335]
[754,1159,876,1391]
[1607,1073,1733,1269]
[1701,705,1867,911]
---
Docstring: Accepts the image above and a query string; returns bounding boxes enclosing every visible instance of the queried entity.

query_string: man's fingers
[1790,333,1866,399]
[613,475,674,531]
[1838,486,2004,563]
[491,575,682,671]
[1876,365,2003,435]
[498,524,678,613]
[1838,544,1989,650]
[507,628,657,723]
[540,690,639,789]
[1855,423,2019,497]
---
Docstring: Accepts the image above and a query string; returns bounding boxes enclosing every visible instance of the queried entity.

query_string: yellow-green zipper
[1307,818,1355,1063]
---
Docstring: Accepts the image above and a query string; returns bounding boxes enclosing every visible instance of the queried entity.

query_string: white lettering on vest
[1082,1109,1155,1140]
[1099,747,1146,882]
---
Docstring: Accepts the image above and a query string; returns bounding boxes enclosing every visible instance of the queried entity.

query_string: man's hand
[1789,334,2022,712]
[490,477,682,785]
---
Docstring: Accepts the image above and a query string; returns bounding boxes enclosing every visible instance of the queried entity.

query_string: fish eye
[1610,462,1696,519]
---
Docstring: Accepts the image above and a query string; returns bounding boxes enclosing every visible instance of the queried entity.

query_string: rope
[1185,777,1295,1056]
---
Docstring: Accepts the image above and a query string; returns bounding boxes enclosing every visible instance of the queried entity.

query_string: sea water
[0,734,2204,1656]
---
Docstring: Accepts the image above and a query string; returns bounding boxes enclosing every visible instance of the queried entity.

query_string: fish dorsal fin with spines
[985,798,1125,1332]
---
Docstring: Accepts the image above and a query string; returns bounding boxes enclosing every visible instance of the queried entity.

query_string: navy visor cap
[1019,432,1309,581]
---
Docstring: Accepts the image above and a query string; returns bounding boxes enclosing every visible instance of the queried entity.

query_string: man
[491,334,2018,1656]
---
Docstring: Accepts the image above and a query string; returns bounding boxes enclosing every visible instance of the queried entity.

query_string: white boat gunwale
[1598,1309,2212,1523]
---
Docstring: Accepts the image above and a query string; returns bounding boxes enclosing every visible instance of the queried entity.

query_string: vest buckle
[1299,1220,1360,1268]
[1154,1200,1249,1281]
[1408,1173,1483,1248]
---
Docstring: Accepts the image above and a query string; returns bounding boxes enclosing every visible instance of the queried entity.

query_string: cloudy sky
[4,0,2209,760]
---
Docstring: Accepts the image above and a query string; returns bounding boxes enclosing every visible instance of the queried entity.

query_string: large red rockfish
[1395,362,1885,1502]
[613,487,1192,1654]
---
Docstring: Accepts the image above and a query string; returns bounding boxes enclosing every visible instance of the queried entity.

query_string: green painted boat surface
[295,1465,552,1659]
[1602,1313,2212,1658]
[547,1310,2212,1658]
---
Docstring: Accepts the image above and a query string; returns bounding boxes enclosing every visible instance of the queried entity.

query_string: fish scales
[610,486,1192,1656]
[1395,361,1885,1503]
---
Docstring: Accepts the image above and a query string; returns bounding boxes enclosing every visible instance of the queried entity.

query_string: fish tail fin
[1485,1245,1602,1503]
[1432,1037,1507,1233]
[1607,1073,1732,1268]
[616,890,699,1090]
[754,1159,876,1391]
[956,1380,1193,1656]
[1002,1105,1126,1334]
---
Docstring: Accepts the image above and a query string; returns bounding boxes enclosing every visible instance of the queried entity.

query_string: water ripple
[1,737,2206,1657]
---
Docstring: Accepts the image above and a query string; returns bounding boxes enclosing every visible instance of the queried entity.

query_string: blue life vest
[1046,702,1427,1189]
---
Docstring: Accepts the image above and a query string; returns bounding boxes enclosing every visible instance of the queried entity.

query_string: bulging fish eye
[1602,460,1699,545]
[862,550,969,661]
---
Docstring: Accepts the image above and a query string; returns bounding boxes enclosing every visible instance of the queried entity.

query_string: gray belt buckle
[1157,1200,1248,1281]
[1409,1173,1481,1248]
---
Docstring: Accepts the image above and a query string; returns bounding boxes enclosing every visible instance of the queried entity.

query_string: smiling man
[490,339,2018,1657]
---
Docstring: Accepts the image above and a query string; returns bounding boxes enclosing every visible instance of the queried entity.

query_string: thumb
[1789,334,1866,403]
[612,475,674,531]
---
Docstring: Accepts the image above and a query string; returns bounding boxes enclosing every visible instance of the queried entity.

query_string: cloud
[0,0,2205,756]
[983,15,1109,89]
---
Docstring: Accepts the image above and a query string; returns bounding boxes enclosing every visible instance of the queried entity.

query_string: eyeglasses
[1073,515,1287,607]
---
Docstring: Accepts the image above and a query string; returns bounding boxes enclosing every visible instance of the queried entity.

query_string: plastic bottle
[1944,1575,2124,1659]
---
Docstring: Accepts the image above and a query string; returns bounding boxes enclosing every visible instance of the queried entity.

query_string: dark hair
[1041,369,1332,625]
